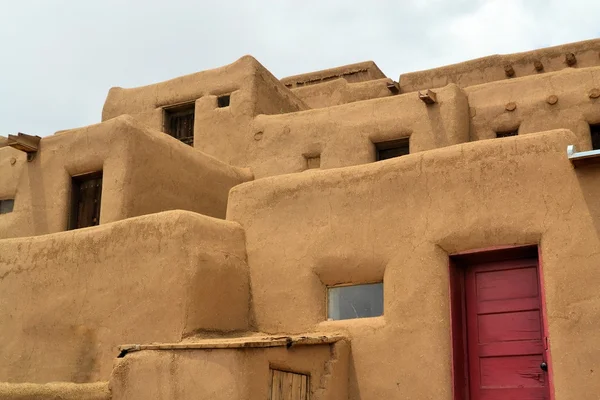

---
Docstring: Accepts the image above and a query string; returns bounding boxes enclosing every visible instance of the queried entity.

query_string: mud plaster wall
[289,78,395,109]
[110,342,347,400]
[227,130,600,400]
[0,147,26,236]
[400,38,600,92]
[0,211,249,383]
[197,83,468,178]
[281,61,386,88]
[0,115,251,239]
[101,55,308,134]
[0,382,110,400]
[466,66,600,151]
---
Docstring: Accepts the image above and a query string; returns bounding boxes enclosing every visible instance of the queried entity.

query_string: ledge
[567,144,600,167]
[118,333,347,355]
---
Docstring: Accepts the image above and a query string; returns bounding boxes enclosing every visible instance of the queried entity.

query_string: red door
[465,258,549,400]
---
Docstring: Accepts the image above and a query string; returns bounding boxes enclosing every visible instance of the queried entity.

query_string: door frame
[448,244,555,400]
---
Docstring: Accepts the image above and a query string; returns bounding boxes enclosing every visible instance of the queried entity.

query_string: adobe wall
[0,115,252,239]
[289,78,395,108]
[110,342,348,400]
[0,211,249,383]
[400,38,600,92]
[101,55,308,133]
[199,83,468,178]
[466,65,600,150]
[0,147,26,235]
[227,130,600,400]
[0,382,110,400]
[281,61,387,88]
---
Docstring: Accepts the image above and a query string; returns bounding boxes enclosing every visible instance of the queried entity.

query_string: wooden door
[69,172,103,230]
[269,369,309,400]
[465,258,549,400]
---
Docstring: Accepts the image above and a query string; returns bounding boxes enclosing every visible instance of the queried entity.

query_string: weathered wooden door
[69,172,103,230]
[269,369,309,400]
[465,258,549,400]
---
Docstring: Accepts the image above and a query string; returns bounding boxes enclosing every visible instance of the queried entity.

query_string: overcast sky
[1,0,598,137]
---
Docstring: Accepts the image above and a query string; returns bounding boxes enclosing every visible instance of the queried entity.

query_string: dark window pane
[375,138,409,161]
[590,124,600,150]
[327,283,383,320]
[0,199,14,214]
[217,95,230,108]
[496,130,518,138]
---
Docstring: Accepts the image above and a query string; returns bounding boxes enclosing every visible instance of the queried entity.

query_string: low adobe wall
[0,382,110,400]
[0,211,249,383]
[110,341,348,400]
[0,115,252,239]
[400,38,600,92]
[227,129,600,400]
[289,78,395,109]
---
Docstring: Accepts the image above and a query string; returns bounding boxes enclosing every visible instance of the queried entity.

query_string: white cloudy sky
[1,0,598,136]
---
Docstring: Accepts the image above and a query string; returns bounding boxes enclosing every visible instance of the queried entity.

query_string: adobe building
[1,38,600,400]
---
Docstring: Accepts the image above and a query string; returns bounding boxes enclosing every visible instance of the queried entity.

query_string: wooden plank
[271,370,283,400]
[291,373,302,400]
[300,374,308,400]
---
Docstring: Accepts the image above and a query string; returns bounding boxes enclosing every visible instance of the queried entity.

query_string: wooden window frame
[68,171,103,230]
[374,138,410,161]
[163,102,195,146]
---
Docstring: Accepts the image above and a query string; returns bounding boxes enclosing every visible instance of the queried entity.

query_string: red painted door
[465,258,549,400]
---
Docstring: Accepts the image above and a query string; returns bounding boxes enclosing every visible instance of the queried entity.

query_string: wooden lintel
[7,133,41,153]
[418,89,437,105]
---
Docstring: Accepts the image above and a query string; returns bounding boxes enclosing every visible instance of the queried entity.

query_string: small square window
[327,282,383,321]
[217,95,230,108]
[305,155,321,170]
[164,103,195,146]
[590,124,600,150]
[375,138,409,161]
[0,199,15,214]
[496,129,518,138]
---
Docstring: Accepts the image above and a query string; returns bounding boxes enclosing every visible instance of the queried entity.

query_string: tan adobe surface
[1,39,600,400]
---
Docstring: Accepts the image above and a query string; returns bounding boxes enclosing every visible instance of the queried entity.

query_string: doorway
[450,246,551,400]
[68,171,103,230]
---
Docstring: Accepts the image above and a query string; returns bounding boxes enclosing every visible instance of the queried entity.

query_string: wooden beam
[418,89,437,105]
[7,132,41,153]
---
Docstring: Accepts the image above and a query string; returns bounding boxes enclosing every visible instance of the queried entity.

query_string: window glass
[327,282,383,320]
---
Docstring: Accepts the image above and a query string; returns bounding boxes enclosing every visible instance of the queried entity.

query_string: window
[496,129,518,138]
[375,138,409,161]
[305,154,321,170]
[590,124,600,150]
[69,172,102,230]
[0,199,14,214]
[327,282,383,320]
[164,103,195,146]
[217,94,230,108]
